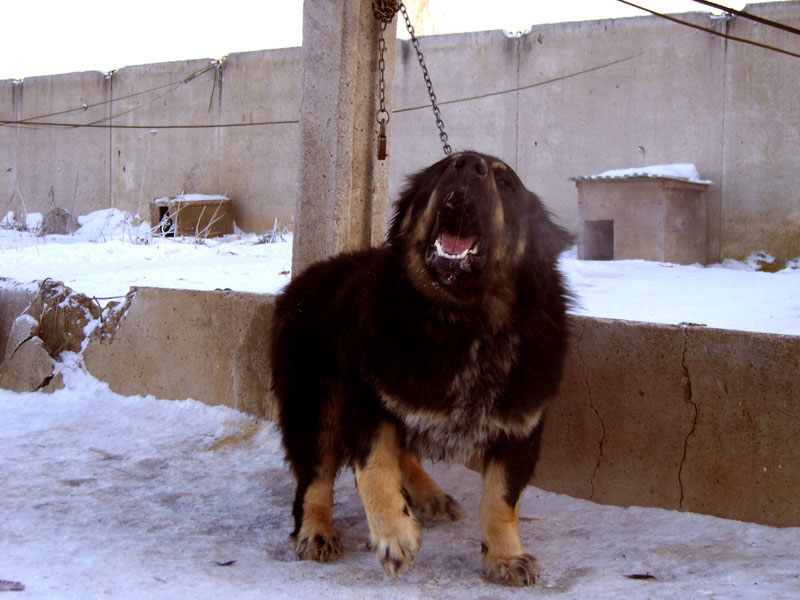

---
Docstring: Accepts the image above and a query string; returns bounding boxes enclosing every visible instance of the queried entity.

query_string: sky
[1,0,790,80]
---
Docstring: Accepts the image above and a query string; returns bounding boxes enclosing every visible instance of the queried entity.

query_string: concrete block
[0,280,103,392]
[4,314,39,358]
[83,287,276,419]
[535,317,695,510]
[681,327,800,527]
[0,283,38,365]
[0,336,53,392]
[534,316,800,527]
[26,280,101,356]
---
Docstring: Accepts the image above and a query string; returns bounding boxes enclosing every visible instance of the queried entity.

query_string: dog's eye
[496,176,513,190]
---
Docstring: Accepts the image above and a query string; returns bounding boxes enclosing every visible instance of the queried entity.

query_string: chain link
[372,0,452,157]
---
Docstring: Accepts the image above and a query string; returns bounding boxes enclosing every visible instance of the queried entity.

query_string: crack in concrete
[6,333,36,361]
[678,325,699,509]
[575,320,605,500]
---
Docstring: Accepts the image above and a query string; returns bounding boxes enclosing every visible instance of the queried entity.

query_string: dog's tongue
[440,231,476,255]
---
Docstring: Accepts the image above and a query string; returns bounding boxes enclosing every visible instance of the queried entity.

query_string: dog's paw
[374,524,421,577]
[411,492,464,522]
[369,507,421,576]
[295,531,342,563]
[482,549,540,586]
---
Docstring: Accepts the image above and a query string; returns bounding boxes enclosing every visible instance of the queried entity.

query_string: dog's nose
[454,154,488,177]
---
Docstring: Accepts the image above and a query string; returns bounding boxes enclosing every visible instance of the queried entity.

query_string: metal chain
[371,0,452,157]
[373,1,396,160]
[376,21,391,160]
[376,23,390,127]
[398,1,451,155]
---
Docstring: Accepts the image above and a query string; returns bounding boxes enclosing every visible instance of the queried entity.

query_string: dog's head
[388,151,571,320]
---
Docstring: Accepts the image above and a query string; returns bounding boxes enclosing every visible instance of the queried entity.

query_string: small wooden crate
[150,195,233,238]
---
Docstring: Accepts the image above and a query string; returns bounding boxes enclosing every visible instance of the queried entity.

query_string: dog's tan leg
[479,459,540,586]
[399,450,463,521]
[355,422,421,576]
[295,454,342,562]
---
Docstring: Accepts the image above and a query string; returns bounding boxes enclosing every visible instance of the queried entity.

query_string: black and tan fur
[269,151,571,585]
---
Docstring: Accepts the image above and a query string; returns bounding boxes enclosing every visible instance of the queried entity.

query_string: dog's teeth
[434,237,470,260]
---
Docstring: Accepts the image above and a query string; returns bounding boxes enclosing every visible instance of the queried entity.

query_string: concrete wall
[4,283,795,527]
[2,71,112,221]
[534,316,800,528]
[3,2,799,262]
[721,2,800,263]
[2,50,301,234]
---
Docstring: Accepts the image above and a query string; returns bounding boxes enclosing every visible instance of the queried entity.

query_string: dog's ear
[387,156,452,246]
[525,191,574,263]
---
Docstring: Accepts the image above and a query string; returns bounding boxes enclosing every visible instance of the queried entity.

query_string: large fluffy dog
[269,151,571,585]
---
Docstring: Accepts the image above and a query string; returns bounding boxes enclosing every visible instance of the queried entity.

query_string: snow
[560,247,800,336]
[1,208,798,335]
[577,163,713,184]
[1,363,798,599]
[2,210,799,597]
[0,209,292,300]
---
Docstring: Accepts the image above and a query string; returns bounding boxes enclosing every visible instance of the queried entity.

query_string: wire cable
[689,0,800,37]
[616,0,800,60]
[2,62,220,128]
[0,118,299,130]
[5,4,799,130]
[0,29,699,127]
[394,30,697,114]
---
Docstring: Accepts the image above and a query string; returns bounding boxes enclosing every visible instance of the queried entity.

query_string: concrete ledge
[83,287,275,419]
[534,316,800,527]
[1,285,797,526]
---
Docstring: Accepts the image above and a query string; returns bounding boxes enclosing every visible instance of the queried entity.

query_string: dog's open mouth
[425,190,486,284]
[434,231,480,260]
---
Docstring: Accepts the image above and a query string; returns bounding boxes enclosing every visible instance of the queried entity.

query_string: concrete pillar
[292,0,397,276]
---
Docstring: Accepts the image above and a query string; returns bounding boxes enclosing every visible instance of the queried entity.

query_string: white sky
[1,0,789,80]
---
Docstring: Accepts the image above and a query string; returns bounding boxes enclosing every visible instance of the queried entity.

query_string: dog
[269,151,571,585]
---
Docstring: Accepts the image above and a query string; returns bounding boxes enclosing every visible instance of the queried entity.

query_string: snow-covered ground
[2,362,798,599]
[1,209,799,598]
[2,208,799,335]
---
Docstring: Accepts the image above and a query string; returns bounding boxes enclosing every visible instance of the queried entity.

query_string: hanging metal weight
[377,119,388,160]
